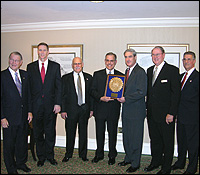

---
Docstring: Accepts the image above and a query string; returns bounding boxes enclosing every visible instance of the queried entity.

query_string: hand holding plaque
[104,75,126,99]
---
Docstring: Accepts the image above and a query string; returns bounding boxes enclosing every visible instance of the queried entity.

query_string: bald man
[61,57,93,162]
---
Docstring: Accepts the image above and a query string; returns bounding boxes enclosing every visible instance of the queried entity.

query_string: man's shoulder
[83,72,92,78]
[114,69,124,75]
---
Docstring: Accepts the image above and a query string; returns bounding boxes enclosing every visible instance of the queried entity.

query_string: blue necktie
[15,72,22,97]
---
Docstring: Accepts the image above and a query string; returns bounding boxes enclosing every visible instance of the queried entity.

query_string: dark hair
[9,51,23,60]
[151,46,165,54]
[37,42,49,51]
[183,51,196,60]
[124,49,137,57]
[105,52,117,60]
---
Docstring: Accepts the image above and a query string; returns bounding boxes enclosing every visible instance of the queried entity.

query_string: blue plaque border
[104,74,126,99]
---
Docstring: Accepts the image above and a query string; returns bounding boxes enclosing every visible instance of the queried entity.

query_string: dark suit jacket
[27,60,62,115]
[147,62,181,122]
[61,71,93,118]
[90,68,124,119]
[178,69,199,124]
[122,64,147,119]
[1,68,30,127]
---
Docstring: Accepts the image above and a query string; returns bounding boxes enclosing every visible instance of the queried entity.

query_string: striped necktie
[152,66,158,86]
[181,72,188,90]
[77,73,83,106]
[15,72,22,97]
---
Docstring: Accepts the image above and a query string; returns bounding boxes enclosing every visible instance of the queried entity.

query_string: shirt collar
[106,68,114,75]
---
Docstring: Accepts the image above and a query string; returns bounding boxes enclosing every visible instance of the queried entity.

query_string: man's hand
[1,118,9,128]
[53,105,61,114]
[27,112,33,123]
[166,114,174,124]
[117,97,125,103]
[100,96,114,102]
[61,112,68,120]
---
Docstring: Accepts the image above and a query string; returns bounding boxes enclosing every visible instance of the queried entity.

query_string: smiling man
[61,57,93,163]
[90,52,124,165]
[1,52,32,174]
[145,46,181,174]
[27,42,62,167]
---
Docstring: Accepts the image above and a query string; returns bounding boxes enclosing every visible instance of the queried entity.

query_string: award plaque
[104,74,126,99]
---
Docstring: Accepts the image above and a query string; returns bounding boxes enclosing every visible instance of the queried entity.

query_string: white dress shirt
[73,71,85,104]
[9,67,21,83]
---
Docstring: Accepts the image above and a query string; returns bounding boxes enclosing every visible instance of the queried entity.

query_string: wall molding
[1,17,199,33]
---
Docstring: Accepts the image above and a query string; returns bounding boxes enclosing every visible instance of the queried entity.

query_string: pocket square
[161,79,168,83]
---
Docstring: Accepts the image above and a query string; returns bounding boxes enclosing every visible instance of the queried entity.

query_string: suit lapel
[6,68,22,97]
[153,63,167,86]
[182,69,197,90]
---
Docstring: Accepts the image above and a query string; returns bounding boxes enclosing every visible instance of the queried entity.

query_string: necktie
[126,68,130,82]
[152,66,158,86]
[109,70,111,74]
[77,73,83,106]
[15,72,22,97]
[41,63,45,83]
[181,72,188,90]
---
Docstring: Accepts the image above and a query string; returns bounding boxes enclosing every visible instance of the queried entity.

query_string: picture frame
[32,44,83,76]
[104,74,126,99]
[127,44,189,74]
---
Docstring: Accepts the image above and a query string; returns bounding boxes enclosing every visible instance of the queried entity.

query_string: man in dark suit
[1,52,32,174]
[27,42,62,167]
[145,46,181,174]
[117,49,147,173]
[90,52,124,165]
[171,51,199,174]
[61,57,93,162]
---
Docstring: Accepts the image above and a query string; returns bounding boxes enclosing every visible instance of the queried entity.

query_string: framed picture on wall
[32,44,83,76]
[127,44,189,74]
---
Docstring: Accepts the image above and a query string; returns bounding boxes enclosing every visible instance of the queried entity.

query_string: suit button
[21,105,23,107]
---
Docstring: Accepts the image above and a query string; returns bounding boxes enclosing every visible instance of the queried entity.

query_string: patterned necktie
[152,66,158,86]
[77,73,83,106]
[15,72,22,97]
[181,72,188,90]
[41,63,45,83]
[126,68,130,82]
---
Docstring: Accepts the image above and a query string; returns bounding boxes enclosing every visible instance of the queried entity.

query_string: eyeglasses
[151,53,162,57]
[73,63,82,66]
[182,58,193,62]
[9,59,21,63]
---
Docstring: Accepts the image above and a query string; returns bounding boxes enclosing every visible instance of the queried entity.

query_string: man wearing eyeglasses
[145,46,181,174]
[1,52,32,174]
[171,51,199,174]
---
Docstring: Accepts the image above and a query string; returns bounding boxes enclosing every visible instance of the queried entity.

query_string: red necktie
[126,68,130,82]
[181,72,188,89]
[41,63,45,83]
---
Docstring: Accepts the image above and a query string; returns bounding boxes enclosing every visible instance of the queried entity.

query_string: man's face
[72,57,83,73]
[182,54,196,71]
[38,45,49,62]
[9,54,22,72]
[151,48,165,66]
[124,52,136,68]
[105,55,117,70]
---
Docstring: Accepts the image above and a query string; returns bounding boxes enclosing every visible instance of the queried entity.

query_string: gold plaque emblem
[109,77,123,92]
